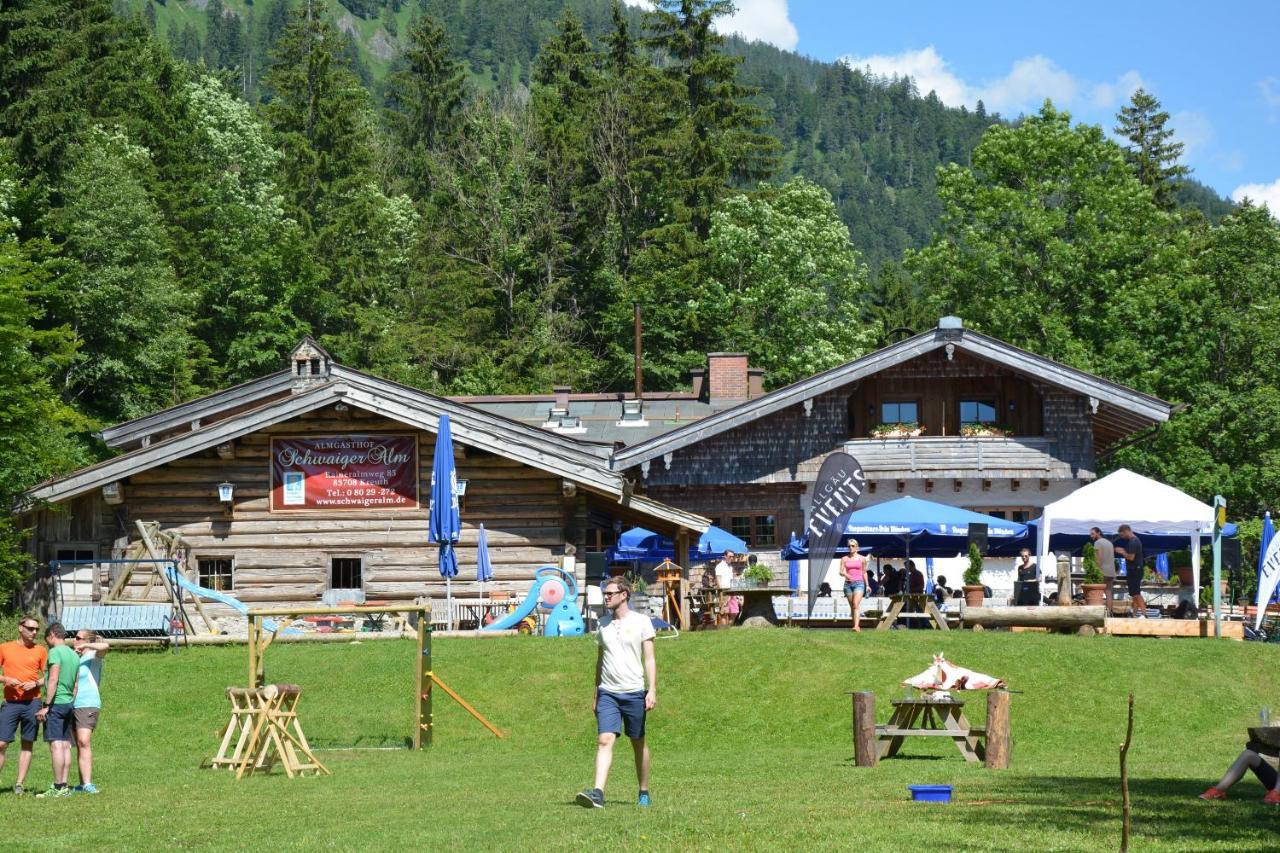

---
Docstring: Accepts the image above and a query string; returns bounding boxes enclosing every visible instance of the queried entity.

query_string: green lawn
[5,628,1277,850]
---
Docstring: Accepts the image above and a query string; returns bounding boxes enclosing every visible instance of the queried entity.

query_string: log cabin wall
[63,405,575,611]
[639,390,849,488]
[849,351,1045,438]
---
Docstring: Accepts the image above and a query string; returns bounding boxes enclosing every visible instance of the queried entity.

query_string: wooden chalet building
[19,340,707,613]
[20,318,1176,612]
[471,317,1178,558]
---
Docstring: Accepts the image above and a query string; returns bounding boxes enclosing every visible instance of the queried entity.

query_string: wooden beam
[963,605,1104,628]
[1104,618,1243,640]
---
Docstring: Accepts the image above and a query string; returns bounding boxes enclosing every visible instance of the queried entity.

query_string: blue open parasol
[429,414,462,624]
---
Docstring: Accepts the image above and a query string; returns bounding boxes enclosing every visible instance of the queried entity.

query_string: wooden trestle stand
[208,684,329,779]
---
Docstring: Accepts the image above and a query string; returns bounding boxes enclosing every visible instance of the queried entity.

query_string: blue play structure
[481,566,585,636]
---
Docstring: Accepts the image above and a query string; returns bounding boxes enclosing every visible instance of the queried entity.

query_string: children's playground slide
[481,566,585,636]
[165,567,297,634]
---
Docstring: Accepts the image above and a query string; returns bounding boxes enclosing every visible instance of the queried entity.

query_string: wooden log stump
[852,691,878,767]
[984,690,1011,769]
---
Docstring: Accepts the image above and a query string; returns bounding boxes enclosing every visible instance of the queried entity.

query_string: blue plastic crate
[908,785,952,802]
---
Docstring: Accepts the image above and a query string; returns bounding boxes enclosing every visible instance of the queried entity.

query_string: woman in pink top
[842,539,867,633]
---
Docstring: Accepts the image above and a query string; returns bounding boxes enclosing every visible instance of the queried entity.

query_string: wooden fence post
[852,691,878,767]
[985,690,1010,769]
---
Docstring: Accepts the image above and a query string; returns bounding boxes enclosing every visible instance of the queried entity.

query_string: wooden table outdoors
[876,594,950,630]
[690,587,796,628]
[876,697,985,763]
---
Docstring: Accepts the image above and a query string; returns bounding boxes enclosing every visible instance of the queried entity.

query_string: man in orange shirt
[0,616,47,795]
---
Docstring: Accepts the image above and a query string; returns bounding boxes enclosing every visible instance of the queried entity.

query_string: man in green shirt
[35,623,77,797]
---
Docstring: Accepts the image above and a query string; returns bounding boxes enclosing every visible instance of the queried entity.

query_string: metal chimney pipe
[633,302,643,401]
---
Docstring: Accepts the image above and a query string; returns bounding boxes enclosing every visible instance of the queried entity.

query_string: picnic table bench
[877,697,985,763]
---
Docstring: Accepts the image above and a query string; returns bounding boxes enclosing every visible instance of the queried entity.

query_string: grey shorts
[73,707,100,731]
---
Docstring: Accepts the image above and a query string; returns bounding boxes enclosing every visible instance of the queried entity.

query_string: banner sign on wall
[806,451,867,615]
[270,434,418,511]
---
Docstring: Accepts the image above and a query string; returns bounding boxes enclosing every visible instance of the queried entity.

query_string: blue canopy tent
[608,525,749,564]
[990,522,1239,558]
[779,497,1027,559]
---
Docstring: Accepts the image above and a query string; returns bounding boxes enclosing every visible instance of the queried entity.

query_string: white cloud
[839,45,1143,117]
[621,0,799,51]
[1171,110,1215,162]
[718,0,798,50]
[1261,77,1280,121]
[1231,178,1280,215]
[1091,70,1146,109]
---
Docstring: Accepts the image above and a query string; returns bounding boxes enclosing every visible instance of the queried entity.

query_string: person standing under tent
[1114,524,1147,618]
[842,540,867,633]
[713,550,735,588]
[71,630,109,794]
[1014,549,1040,605]
[1090,527,1118,613]
[34,623,77,798]
[0,616,47,795]
[578,577,657,809]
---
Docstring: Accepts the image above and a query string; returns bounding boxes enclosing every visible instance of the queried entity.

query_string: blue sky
[627,1,1280,210]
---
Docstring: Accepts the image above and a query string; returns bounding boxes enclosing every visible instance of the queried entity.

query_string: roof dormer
[290,337,333,392]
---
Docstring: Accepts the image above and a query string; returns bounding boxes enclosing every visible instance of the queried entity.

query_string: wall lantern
[454,479,468,497]
[101,482,123,505]
[562,479,578,498]
[218,482,235,504]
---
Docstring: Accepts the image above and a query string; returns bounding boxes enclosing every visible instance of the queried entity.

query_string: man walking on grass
[577,577,656,809]
[0,616,47,795]
[35,623,78,798]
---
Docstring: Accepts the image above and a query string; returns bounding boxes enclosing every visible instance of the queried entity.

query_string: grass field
[5,628,1277,851]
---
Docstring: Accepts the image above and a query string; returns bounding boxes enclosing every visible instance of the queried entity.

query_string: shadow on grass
[952,775,1274,847]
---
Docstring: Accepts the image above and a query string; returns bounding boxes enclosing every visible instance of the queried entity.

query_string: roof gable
[611,322,1176,471]
[25,374,708,533]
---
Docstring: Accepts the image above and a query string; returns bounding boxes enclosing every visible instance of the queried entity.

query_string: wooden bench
[61,604,173,639]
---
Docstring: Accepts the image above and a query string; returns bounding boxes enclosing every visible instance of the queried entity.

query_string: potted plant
[959,422,1014,438]
[1081,542,1107,607]
[626,570,650,614]
[870,421,925,439]
[963,543,985,607]
[1168,551,1194,587]
[743,561,773,588]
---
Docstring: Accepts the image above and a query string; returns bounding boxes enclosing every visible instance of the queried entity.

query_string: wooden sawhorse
[207,684,330,780]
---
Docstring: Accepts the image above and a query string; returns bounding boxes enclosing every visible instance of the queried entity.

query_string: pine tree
[1114,88,1189,209]
[640,0,779,240]
[383,14,466,198]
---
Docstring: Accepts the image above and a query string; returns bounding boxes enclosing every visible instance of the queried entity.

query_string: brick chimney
[748,368,765,399]
[552,385,571,415]
[707,353,749,403]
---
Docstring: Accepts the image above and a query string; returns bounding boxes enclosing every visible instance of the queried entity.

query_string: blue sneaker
[576,788,605,808]
[76,783,100,795]
[637,791,651,807]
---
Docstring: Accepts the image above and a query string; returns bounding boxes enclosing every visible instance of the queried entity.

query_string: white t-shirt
[714,560,733,587]
[597,609,656,694]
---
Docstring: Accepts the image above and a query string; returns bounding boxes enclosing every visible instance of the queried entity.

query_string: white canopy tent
[1036,468,1215,594]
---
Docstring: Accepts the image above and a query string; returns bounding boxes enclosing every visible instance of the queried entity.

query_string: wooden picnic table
[875,593,950,631]
[876,697,985,763]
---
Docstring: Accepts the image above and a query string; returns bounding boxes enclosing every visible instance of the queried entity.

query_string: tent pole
[1191,534,1201,615]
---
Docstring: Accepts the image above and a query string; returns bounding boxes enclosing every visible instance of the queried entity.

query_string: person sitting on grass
[1200,738,1280,803]
[71,630,109,794]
